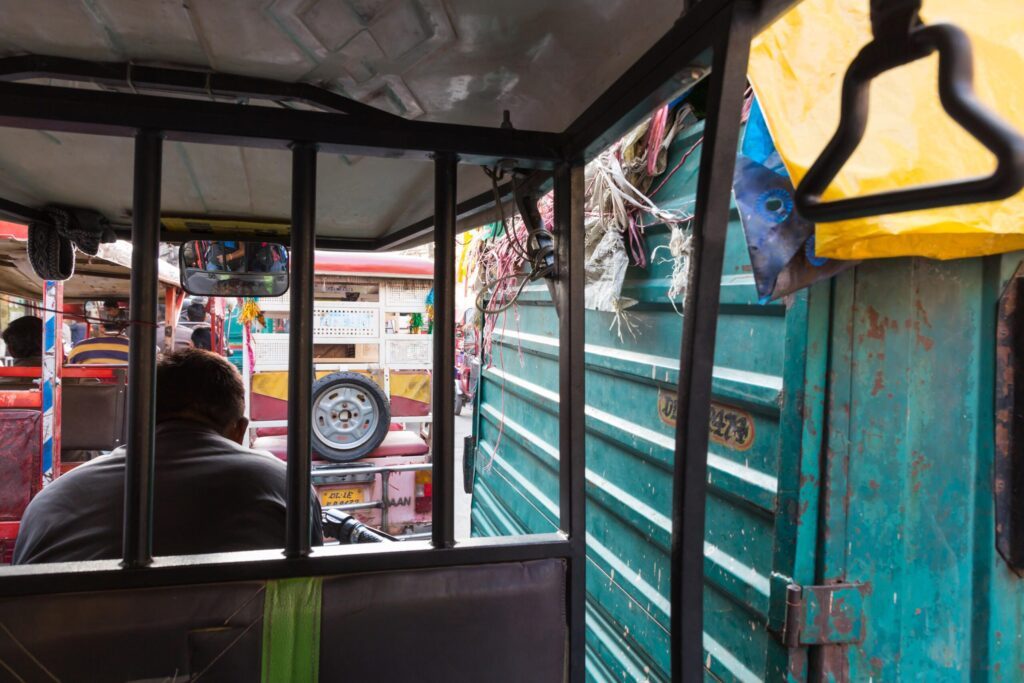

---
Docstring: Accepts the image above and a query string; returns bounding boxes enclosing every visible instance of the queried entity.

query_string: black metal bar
[285,142,317,558]
[122,129,163,568]
[670,4,754,681]
[0,535,573,597]
[432,152,457,549]
[554,162,586,682]
[995,265,1024,570]
[0,81,561,169]
[0,195,47,224]
[0,55,405,124]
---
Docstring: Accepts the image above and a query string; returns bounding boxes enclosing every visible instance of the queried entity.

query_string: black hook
[794,1,1024,223]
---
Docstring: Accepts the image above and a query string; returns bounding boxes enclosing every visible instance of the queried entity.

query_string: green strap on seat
[261,577,323,683]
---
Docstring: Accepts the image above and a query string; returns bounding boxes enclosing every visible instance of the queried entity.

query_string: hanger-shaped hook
[795,4,1024,223]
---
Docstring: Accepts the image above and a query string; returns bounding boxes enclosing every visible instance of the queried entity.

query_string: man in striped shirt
[66,320,130,365]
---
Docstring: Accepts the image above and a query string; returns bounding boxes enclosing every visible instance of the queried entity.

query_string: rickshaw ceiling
[0,0,723,248]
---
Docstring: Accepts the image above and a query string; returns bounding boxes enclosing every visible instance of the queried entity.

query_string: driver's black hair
[1,316,42,359]
[156,348,244,434]
[191,326,212,351]
[186,302,207,323]
[101,320,128,335]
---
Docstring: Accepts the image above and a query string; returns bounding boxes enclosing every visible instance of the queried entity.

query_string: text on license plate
[319,487,366,506]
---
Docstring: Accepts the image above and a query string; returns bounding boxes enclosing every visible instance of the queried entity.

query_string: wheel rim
[312,384,380,450]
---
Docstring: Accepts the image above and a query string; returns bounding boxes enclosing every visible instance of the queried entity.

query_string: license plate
[319,487,365,506]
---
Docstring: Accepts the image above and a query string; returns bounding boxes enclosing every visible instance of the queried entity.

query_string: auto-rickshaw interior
[0,0,1020,680]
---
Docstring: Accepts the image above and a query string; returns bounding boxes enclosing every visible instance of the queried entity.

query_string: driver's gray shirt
[13,420,322,563]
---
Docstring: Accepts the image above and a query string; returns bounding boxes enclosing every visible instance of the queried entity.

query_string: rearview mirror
[179,241,289,297]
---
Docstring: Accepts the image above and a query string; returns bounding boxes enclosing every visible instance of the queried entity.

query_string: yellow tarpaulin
[749,0,1024,260]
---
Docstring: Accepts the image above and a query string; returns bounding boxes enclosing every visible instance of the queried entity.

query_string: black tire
[311,372,391,462]
[454,392,465,417]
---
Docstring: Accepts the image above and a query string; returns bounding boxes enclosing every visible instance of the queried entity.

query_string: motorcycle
[322,508,397,543]
[454,320,480,416]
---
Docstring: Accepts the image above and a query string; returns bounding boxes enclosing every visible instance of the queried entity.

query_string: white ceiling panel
[0,0,685,240]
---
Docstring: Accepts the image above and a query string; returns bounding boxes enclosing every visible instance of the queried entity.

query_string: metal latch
[782,583,867,648]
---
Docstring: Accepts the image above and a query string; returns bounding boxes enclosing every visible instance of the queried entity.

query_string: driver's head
[185,301,206,323]
[156,348,248,443]
[101,320,128,335]
[1,316,42,359]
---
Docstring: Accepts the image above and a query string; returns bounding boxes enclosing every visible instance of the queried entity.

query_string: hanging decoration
[237,297,265,372]
[424,288,435,334]
[734,98,857,302]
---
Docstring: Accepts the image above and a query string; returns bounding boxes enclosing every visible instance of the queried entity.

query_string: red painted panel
[314,251,432,277]
[390,395,431,417]
[253,430,428,461]
[0,367,40,378]
[0,392,42,409]
[62,366,119,379]
[252,392,428,420]
[250,392,287,422]
[0,222,27,240]
[256,423,404,439]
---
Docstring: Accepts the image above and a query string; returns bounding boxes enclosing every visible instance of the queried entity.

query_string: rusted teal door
[804,256,1024,681]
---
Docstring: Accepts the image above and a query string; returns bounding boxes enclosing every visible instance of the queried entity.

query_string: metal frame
[669,4,756,680]
[285,142,318,558]
[554,161,586,681]
[0,2,790,680]
[122,129,162,568]
[431,152,457,550]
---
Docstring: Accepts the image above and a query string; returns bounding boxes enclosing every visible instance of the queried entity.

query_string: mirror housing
[179,241,289,297]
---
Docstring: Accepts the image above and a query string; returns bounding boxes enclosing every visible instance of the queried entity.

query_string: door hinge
[782,582,867,648]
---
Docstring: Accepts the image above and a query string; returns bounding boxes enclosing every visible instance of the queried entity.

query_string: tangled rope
[472,169,555,323]
[467,102,704,354]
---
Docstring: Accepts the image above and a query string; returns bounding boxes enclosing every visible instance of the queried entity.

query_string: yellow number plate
[319,487,366,506]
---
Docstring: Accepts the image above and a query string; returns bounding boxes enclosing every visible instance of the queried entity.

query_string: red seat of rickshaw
[255,423,404,438]
[0,409,42,563]
[252,429,429,462]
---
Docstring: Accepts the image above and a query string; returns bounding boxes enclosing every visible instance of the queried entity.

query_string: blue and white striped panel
[41,281,57,478]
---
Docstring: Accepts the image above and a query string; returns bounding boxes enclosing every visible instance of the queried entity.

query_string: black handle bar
[794,1,1024,223]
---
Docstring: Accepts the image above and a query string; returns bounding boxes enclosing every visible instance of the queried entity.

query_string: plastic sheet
[749,0,1024,260]
[735,98,857,301]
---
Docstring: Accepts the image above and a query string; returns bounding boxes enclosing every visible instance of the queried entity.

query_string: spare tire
[311,372,391,462]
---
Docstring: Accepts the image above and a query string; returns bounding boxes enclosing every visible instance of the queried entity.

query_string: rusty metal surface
[819,255,1024,680]
[995,262,1024,571]
[783,583,866,647]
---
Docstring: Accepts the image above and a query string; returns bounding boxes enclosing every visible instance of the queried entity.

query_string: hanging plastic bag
[735,99,857,301]
[748,0,1024,260]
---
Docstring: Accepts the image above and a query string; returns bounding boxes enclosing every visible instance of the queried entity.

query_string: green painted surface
[471,113,1024,679]
[815,255,1024,681]
[471,121,811,681]
[261,577,322,683]
[225,304,245,372]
